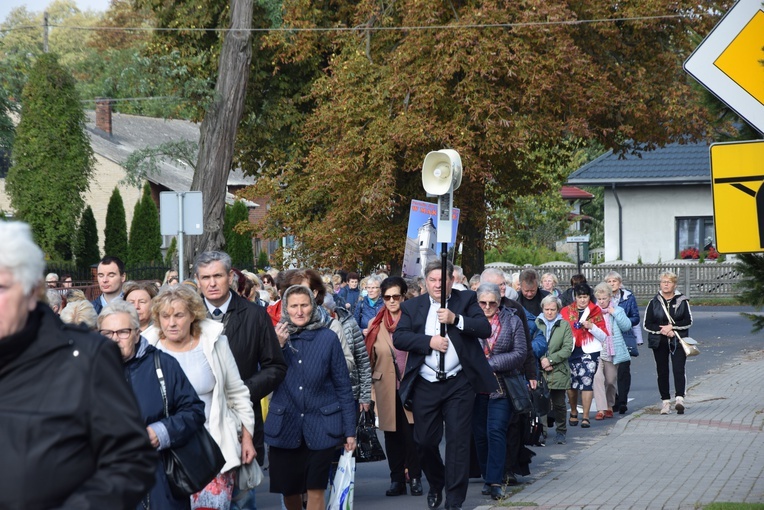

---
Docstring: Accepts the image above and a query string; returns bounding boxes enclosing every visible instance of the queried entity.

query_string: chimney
[95,98,113,136]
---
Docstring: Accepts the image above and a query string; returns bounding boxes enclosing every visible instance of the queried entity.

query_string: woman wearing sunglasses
[472,282,527,501]
[364,276,423,498]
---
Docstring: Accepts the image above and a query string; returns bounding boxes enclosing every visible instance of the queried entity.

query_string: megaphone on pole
[422,149,462,243]
[422,149,462,196]
[421,149,462,380]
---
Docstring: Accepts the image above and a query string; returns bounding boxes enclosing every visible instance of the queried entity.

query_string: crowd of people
[2,219,694,510]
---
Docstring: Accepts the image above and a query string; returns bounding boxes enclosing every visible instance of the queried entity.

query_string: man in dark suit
[394,260,497,510]
[194,251,287,510]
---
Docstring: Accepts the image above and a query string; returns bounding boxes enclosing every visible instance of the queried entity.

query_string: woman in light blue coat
[591,282,631,420]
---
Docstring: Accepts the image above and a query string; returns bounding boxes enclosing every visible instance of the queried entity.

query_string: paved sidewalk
[480,349,764,510]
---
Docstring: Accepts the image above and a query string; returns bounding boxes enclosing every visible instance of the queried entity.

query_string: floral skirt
[191,470,236,510]
[568,347,599,391]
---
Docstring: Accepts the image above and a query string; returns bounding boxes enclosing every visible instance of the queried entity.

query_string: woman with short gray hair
[472,282,527,500]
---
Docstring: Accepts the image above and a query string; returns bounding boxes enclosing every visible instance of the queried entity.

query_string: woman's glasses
[478,300,498,308]
[383,294,403,302]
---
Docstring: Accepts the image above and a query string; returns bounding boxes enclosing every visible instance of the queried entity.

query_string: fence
[485,261,742,300]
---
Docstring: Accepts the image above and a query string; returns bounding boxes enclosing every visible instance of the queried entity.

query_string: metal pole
[438,241,448,380]
[177,193,186,282]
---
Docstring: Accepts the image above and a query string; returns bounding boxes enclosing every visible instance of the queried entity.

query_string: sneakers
[660,400,671,415]
[675,396,685,414]
[555,432,566,444]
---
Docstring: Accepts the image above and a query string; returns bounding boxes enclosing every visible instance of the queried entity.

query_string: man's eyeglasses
[99,328,135,339]
[383,294,403,302]
[478,300,498,308]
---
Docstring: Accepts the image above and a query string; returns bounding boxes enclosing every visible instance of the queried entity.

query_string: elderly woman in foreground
[144,284,255,510]
[99,299,205,510]
[268,285,357,510]
[643,271,693,415]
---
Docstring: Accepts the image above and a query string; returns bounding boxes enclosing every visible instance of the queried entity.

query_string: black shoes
[385,481,407,496]
[409,478,423,496]
[490,485,504,500]
[427,489,443,509]
[619,404,628,414]
[504,471,519,486]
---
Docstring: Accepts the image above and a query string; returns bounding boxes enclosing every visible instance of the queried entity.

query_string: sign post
[710,140,764,253]
[683,0,764,135]
[160,192,203,282]
[567,235,590,273]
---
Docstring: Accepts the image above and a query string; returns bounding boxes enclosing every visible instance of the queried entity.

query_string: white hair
[0,222,45,294]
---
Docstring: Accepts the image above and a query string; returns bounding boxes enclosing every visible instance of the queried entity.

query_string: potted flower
[680,247,699,259]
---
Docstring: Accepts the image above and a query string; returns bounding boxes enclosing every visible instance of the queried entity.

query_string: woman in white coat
[145,284,255,510]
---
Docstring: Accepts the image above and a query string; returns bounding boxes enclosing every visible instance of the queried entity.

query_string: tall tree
[104,187,129,260]
[127,182,163,266]
[238,0,731,275]
[224,200,253,267]
[6,52,94,259]
[72,205,100,268]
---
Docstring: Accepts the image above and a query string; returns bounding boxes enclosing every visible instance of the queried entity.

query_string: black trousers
[652,338,687,400]
[614,360,631,408]
[412,374,474,508]
[384,390,421,483]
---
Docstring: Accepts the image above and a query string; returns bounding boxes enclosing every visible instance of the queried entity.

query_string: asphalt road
[254,305,762,510]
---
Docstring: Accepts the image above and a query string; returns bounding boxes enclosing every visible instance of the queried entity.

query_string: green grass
[702,504,764,510]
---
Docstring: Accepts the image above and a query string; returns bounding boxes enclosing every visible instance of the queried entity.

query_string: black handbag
[503,371,533,415]
[355,404,386,463]
[531,375,551,416]
[154,352,226,499]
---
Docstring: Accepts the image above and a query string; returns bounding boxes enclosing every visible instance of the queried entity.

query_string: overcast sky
[1,0,110,25]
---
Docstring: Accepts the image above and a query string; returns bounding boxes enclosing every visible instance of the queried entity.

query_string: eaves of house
[567,142,712,187]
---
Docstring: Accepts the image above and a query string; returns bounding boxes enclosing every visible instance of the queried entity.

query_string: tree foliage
[6,52,94,259]
[128,182,163,266]
[735,253,764,333]
[72,205,99,268]
[224,200,254,267]
[237,0,731,275]
[104,187,129,261]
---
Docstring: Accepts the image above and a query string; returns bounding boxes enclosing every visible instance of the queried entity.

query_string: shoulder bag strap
[657,296,676,326]
[153,350,169,418]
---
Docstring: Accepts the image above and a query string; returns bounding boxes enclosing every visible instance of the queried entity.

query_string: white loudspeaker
[421,149,462,196]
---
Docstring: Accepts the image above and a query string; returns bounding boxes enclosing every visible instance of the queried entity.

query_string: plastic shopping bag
[327,450,355,510]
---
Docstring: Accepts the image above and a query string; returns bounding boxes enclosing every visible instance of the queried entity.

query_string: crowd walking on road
[1,219,697,510]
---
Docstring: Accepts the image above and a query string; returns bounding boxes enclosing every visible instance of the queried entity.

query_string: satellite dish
[422,150,462,196]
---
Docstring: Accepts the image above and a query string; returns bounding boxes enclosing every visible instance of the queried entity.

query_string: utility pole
[43,12,49,53]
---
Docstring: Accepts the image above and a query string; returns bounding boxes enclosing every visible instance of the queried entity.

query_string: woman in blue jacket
[98,300,206,510]
[267,285,357,510]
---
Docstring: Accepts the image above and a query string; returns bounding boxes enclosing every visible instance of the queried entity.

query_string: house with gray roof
[567,141,714,263]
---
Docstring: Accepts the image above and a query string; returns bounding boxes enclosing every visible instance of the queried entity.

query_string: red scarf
[267,300,282,327]
[482,313,502,358]
[561,301,608,348]
[365,306,399,362]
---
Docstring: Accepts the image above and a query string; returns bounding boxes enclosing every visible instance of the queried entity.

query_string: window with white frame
[676,216,715,255]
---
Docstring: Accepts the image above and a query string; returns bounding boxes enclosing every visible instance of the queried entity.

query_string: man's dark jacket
[219,291,287,463]
[0,304,156,509]
[393,288,498,404]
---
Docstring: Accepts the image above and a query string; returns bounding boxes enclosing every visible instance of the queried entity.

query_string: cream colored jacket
[145,319,255,473]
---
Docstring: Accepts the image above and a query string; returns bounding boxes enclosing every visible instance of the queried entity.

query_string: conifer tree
[104,187,128,261]
[72,206,100,268]
[224,200,253,267]
[6,53,94,259]
[128,183,163,266]
[736,253,764,332]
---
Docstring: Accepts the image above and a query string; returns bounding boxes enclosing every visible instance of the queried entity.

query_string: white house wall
[603,185,713,263]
